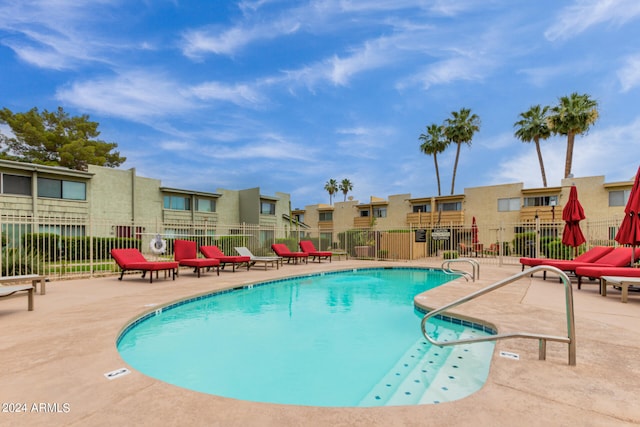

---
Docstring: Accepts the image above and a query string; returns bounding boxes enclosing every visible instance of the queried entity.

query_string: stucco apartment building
[0,159,292,247]
[294,173,634,251]
[0,158,634,254]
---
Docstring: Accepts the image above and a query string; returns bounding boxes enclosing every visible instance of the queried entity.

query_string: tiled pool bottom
[359,328,495,406]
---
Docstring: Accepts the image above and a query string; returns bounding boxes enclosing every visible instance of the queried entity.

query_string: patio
[1,259,639,426]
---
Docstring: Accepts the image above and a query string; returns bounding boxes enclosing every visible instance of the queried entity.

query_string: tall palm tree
[514,105,551,187]
[548,92,599,178]
[324,179,338,205]
[443,108,481,195]
[419,123,448,196]
[339,178,353,202]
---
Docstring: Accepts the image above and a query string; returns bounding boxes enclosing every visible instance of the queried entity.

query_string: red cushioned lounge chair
[271,243,308,264]
[110,248,178,283]
[573,249,640,289]
[199,245,250,272]
[174,240,220,278]
[520,245,613,272]
[574,266,640,283]
[299,240,332,263]
[540,247,640,283]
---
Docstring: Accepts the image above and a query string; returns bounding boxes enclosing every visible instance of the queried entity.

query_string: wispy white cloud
[517,64,578,87]
[0,0,133,69]
[188,81,267,107]
[328,39,395,86]
[238,0,273,14]
[334,124,395,159]
[618,54,640,92]
[161,132,315,162]
[181,18,301,58]
[180,0,488,60]
[55,70,196,120]
[273,46,385,89]
[408,56,491,90]
[545,0,640,41]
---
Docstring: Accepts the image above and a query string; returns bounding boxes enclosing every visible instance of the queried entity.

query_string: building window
[260,201,276,215]
[319,211,333,221]
[3,174,31,195]
[412,204,431,213]
[39,224,85,237]
[373,207,387,218]
[523,195,558,207]
[164,195,191,211]
[498,197,520,212]
[295,213,304,223]
[360,209,370,217]
[196,198,215,212]
[164,228,190,239]
[437,202,461,211]
[37,177,86,200]
[609,190,630,207]
[62,181,86,200]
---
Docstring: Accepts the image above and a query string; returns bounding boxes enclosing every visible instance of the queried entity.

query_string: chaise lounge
[235,247,282,270]
[299,240,332,263]
[271,243,308,264]
[520,245,614,272]
[174,240,220,278]
[538,247,640,283]
[0,284,35,311]
[199,245,251,272]
[110,248,179,283]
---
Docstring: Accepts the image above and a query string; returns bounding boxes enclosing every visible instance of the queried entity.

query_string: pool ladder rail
[422,265,577,366]
[441,258,480,282]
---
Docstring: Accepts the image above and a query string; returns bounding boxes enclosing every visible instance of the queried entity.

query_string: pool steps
[358,328,493,406]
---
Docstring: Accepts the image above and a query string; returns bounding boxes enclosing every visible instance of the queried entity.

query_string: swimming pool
[117,267,495,407]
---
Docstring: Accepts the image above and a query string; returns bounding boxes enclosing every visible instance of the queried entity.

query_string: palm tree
[548,92,599,178]
[324,179,338,204]
[443,108,481,195]
[419,124,449,196]
[514,105,551,187]
[339,178,353,202]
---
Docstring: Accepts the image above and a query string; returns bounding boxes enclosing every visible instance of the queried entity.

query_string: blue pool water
[117,267,495,407]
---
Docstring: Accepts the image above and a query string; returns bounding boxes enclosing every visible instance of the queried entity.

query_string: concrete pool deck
[1,259,639,426]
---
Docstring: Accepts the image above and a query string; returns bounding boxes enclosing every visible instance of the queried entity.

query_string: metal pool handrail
[441,258,480,281]
[421,265,577,366]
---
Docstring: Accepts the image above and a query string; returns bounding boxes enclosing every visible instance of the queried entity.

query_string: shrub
[545,240,580,260]
[1,247,43,276]
[512,232,536,255]
[443,250,459,260]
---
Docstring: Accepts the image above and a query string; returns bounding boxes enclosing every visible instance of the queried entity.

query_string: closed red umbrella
[471,216,479,244]
[562,186,586,251]
[615,165,640,263]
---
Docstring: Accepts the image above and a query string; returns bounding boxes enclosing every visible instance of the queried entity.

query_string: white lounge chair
[234,247,283,270]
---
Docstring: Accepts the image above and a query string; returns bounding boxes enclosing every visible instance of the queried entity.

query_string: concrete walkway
[1,259,639,426]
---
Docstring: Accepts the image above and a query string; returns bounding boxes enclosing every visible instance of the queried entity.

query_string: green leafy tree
[324,178,338,205]
[547,93,599,178]
[443,108,480,195]
[339,178,353,202]
[514,105,551,187]
[419,123,449,196]
[0,106,126,171]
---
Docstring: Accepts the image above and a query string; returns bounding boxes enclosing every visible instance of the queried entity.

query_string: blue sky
[1,1,640,209]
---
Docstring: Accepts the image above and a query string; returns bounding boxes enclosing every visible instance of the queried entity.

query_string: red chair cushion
[174,240,198,261]
[575,266,640,279]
